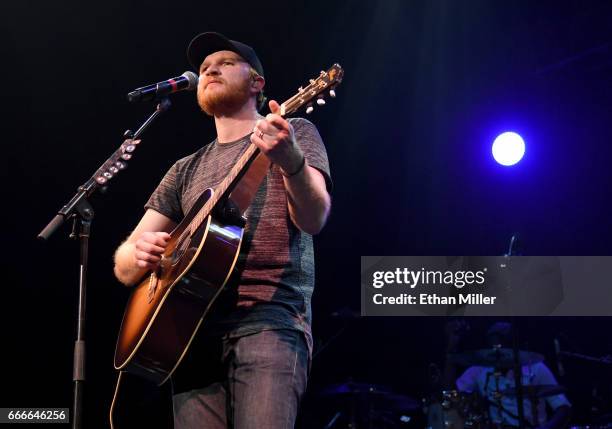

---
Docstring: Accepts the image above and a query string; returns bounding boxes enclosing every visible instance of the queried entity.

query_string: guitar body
[114,188,244,385]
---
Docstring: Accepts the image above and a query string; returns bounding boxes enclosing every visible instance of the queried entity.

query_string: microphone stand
[502,234,526,429]
[37,98,171,429]
[510,320,527,429]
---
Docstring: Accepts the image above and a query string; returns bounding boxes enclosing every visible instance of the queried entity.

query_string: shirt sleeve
[533,363,571,409]
[290,117,333,193]
[144,161,184,224]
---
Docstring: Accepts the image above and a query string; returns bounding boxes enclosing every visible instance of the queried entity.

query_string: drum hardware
[425,390,487,429]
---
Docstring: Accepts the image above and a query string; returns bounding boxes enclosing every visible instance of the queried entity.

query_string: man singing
[113,32,332,428]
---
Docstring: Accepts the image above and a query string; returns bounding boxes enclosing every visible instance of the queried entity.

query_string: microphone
[127,71,198,103]
[554,338,565,377]
[505,234,520,256]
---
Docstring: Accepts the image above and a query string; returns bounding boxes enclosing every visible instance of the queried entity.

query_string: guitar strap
[226,148,271,216]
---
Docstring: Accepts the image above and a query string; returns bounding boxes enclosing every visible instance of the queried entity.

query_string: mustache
[203,78,225,88]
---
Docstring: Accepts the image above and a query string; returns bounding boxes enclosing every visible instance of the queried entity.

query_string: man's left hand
[251,100,304,176]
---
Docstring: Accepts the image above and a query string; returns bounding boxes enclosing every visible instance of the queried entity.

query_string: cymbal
[318,382,421,411]
[447,348,544,368]
[500,384,566,398]
[319,382,394,396]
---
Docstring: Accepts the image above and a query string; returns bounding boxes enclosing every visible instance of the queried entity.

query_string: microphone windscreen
[181,71,199,90]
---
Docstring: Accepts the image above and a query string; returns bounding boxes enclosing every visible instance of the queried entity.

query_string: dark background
[3,0,612,427]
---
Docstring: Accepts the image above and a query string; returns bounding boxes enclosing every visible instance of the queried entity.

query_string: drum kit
[317,347,567,429]
[426,347,563,429]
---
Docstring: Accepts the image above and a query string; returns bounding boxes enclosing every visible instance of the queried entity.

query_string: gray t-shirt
[145,118,331,347]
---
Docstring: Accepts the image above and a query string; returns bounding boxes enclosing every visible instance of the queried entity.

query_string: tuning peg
[115,161,126,170]
[103,171,113,179]
[125,144,136,153]
[316,97,326,106]
[306,103,314,114]
[329,89,336,98]
[109,166,119,174]
[121,153,132,160]
[298,86,304,93]
[96,177,107,185]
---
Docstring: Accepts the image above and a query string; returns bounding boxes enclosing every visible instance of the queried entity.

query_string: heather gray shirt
[145,118,331,347]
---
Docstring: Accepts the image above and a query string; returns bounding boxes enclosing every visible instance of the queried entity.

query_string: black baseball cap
[186,32,264,77]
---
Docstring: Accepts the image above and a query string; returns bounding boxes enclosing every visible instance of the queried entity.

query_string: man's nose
[205,64,220,75]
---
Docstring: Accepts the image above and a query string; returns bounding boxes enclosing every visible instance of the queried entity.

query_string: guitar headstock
[279,63,344,117]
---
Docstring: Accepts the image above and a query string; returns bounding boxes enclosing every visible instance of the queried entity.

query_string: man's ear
[252,75,265,93]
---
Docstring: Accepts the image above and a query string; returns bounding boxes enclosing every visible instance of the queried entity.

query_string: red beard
[198,76,252,116]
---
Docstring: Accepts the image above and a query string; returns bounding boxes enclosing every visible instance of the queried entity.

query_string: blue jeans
[171,329,310,429]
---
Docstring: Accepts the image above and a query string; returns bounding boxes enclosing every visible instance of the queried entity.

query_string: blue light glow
[492,132,525,166]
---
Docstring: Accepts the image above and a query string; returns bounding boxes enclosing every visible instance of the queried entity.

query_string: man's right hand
[114,210,177,286]
[134,232,171,269]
